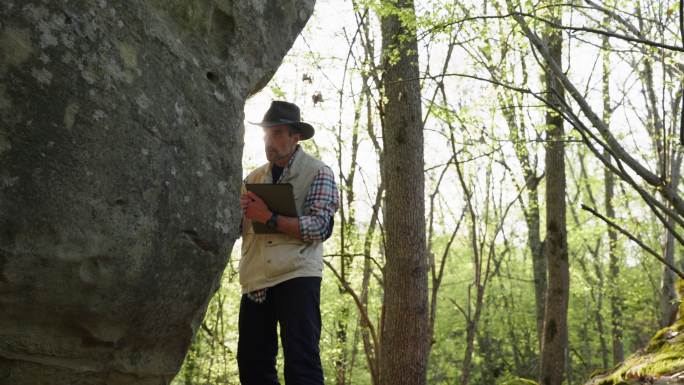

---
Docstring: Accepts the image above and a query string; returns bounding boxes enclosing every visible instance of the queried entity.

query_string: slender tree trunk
[335,309,349,385]
[602,31,625,365]
[661,159,682,327]
[333,62,366,385]
[363,79,382,385]
[642,56,679,327]
[454,156,507,385]
[606,159,624,363]
[488,6,547,347]
[634,9,680,324]
[454,170,480,385]
[569,155,608,370]
[476,319,498,385]
[539,9,569,385]
[461,292,485,385]
[502,281,525,375]
[500,91,546,345]
[378,1,429,384]
[594,272,608,370]
[661,215,678,327]
[662,151,683,325]
[528,185,546,347]
[591,245,609,370]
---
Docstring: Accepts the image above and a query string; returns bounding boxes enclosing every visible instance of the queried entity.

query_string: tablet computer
[245,183,297,234]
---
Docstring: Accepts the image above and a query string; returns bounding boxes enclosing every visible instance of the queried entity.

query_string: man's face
[263,125,300,163]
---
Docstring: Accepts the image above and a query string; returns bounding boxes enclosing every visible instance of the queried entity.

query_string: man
[238,101,339,385]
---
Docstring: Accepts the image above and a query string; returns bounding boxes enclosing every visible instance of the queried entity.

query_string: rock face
[0,1,314,384]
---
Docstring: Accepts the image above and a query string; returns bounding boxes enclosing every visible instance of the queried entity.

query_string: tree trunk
[661,151,684,326]
[500,91,546,345]
[591,243,609,370]
[460,293,485,385]
[640,56,680,327]
[539,10,570,385]
[660,221,678,327]
[606,159,625,364]
[378,0,429,384]
[529,185,546,348]
[602,31,625,365]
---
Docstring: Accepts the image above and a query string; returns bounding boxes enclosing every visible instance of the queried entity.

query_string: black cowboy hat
[251,101,315,140]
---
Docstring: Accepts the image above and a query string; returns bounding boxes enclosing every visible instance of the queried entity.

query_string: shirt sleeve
[299,166,340,242]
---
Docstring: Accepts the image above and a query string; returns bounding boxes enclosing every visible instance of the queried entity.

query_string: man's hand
[240,191,272,224]
[240,190,303,239]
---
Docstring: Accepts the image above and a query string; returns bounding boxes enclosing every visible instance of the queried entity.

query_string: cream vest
[239,148,327,293]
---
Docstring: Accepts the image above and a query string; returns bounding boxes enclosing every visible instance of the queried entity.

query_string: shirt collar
[272,144,301,182]
[285,144,301,169]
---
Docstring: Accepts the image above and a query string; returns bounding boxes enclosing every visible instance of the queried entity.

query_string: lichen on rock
[0,1,315,384]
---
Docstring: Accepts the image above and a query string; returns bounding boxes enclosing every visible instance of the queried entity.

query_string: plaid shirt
[247,145,339,303]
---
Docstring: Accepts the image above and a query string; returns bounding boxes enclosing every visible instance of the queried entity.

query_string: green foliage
[171,269,241,385]
[269,83,287,99]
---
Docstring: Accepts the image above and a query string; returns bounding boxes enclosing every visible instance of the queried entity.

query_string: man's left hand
[241,191,272,224]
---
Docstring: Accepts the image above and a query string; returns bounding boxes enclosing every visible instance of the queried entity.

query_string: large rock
[0,1,314,384]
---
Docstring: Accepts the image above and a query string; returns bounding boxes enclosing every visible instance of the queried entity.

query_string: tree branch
[420,12,684,52]
[324,259,380,358]
[508,8,684,217]
[581,204,684,280]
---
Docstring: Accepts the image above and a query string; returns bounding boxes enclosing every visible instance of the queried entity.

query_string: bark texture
[539,14,570,385]
[379,1,429,384]
[0,1,314,384]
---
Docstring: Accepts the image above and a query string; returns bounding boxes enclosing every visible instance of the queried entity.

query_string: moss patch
[588,317,684,385]
[588,279,684,385]
[0,27,34,66]
[145,0,214,34]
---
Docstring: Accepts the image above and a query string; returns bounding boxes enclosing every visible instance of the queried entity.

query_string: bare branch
[581,204,684,280]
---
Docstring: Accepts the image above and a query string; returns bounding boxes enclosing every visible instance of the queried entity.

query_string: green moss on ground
[588,318,684,385]
[587,279,684,385]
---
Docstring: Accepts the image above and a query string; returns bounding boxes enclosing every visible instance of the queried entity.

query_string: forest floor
[585,317,684,385]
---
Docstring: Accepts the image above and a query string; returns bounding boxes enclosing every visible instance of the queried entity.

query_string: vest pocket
[239,234,258,286]
[263,239,305,278]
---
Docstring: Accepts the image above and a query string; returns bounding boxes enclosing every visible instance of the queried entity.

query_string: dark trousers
[237,277,324,385]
